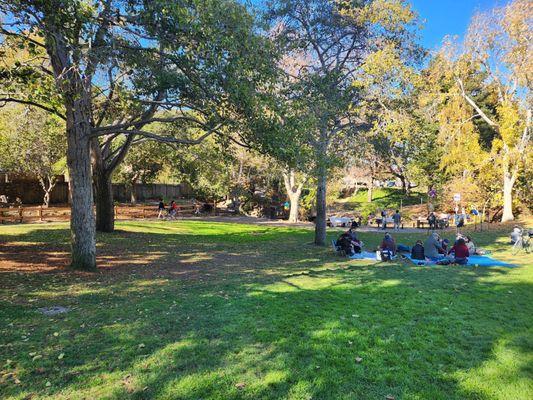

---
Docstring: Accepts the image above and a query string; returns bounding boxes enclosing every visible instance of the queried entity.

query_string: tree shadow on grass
[1,259,532,399]
[1,222,531,399]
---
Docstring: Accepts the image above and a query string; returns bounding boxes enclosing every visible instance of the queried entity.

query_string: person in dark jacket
[346,229,363,253]
[411,240,425,260]
[380,210,387,230]
[448,238,469,264]
[157,198,165,219]
[337,231,362,256]
[427,212,437,230]
[439,238,450,254]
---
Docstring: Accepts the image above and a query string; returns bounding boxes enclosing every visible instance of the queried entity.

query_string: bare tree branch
[104,123,223,145]
[0,97,66,120]
[457,78,499,131]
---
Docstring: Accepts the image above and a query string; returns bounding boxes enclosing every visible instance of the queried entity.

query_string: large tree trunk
[130,181,137,204]
[282,170,304,223]
[38,175,57,207]
[367,177,373,202]
[399,175,410,194]
[94,168,115,232]
[91,133,136,232]
[65,100,97,270]
[501,166,516,222]
[314,165,327,246]
[288,194,300,223]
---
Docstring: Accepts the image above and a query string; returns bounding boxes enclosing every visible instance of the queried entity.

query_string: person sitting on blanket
[380,233,397,257]
[466,235,481,254]
[456,234,485,255]
[438,238,450,254]
[348,229,363,253]
[448,238,469,265]
[424,232,444,261]
[411,240,425,260]
[336,231,361,256]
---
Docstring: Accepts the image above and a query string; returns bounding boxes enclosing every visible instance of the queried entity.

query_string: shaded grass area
[0,220,532,400]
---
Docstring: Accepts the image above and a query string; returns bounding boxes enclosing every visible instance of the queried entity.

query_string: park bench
[375,217,403,229]
[414,218,428,229]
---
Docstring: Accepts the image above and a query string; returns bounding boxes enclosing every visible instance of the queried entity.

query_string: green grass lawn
[335,188,423,215]
[1,220,532,400]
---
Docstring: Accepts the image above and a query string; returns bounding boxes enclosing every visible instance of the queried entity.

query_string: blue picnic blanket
[404,254,515,268]
[349,251,378,260]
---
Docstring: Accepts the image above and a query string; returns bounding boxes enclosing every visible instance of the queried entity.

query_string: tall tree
[0,104,66,206]
[267,0,418,245]
[456,0,531,221]
[1,0,275,269]
[355,44,423,194]
[282,169,307,222]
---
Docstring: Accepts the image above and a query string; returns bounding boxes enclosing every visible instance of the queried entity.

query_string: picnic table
[375,217,403,229]
[413,217,450,229]
[328,216,353,227]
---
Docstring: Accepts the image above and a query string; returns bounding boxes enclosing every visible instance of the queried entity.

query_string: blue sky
[410,0,505,49]
[251,0,507,50]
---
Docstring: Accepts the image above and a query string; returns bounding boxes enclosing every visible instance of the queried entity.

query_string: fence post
[39,205,43,222]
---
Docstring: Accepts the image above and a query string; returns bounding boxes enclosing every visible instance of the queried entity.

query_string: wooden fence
[0,203,199,224]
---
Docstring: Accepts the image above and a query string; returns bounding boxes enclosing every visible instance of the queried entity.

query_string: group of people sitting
[335,228,482,265]
[411,232,479,265]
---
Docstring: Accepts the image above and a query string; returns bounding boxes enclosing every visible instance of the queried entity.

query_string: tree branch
[105,125,222,145]
[92,114,208,135]
[0,97,66,120]
[107,133,135,172]
[457,78,499,131]
[0,28,46,49]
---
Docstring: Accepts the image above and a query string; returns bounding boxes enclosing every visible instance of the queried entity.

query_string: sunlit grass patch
[0,220,532,399]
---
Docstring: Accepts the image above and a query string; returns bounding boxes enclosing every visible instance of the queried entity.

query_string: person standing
[427,212,437,230]
[157,198,165,219]
[392,209,401,230]
[381,209,387,230]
